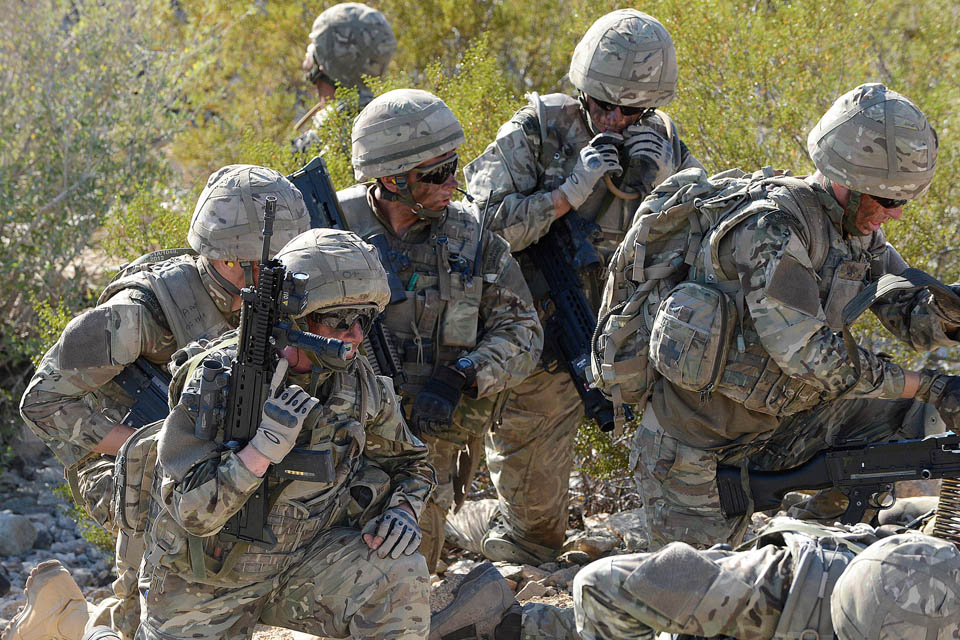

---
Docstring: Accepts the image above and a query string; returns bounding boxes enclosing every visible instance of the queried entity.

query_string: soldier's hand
[559,133,623,210]
[249,360,319,464]
[362,505,422,559]
[929,374,960,432]
[410,366,467,436]
[623,122,674,180]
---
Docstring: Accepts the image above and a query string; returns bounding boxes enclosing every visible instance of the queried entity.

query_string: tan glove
[249,360,319,464]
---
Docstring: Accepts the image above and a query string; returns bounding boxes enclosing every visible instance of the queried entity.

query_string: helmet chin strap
[576,91,601,136]
[378,177,445,220]
[843,191,869,237]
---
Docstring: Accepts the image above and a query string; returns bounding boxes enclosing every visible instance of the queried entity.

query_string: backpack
[591,167,829,432]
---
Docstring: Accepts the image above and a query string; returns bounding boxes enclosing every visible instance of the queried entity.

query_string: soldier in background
[598,83,960,550]
[338,88,542,572]
[11,166,309,640]
[292,2,397,154]
[135,228,435,640]
[461,9,702,565]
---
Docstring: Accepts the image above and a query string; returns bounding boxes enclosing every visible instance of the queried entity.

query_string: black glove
[410,366,467,436]
[928,374,960,432]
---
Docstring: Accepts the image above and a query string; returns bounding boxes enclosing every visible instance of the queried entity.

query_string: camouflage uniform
[596,84,949,549]
[463,10,701,561]
[347,89,543,572]
[138,229,435,640]
[293,3,396,154]
[19,165,309,639]
[568,520,960,640]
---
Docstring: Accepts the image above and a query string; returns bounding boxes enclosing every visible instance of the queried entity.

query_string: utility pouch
[649,282,735,397]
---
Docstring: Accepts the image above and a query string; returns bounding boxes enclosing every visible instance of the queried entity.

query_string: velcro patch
[766,256,822,317]
[60,308,113,370]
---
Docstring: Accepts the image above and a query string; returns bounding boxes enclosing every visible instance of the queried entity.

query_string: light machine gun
[112,357,171,428]
[287,155,405,382]
[195,195,350,548]
[717,431,960,525]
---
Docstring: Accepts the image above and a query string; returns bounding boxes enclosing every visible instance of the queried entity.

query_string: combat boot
[1,560,91,640]
[430,562,518,640]
[480,518,556,566]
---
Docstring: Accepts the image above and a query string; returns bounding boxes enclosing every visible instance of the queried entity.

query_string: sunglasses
[588,95,652,117]
[413,154,459,185]
[869,194,908,209]
[309,307,377,334]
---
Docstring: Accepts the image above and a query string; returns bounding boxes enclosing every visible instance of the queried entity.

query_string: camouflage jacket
[337,184,543,404]
[144,333,435,583]
[19,256,236,467]
[463,92,701,327]
[641,179,958,444]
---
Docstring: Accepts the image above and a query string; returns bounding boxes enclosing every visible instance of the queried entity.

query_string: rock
[562,532,618,561]
[585,508,648,552]
[544,565,580,589]
[520,564,549,582]
[515,581,548,602]
[12,424,47,466]
[444,559,480,576]
[2,496,44,514]
[539,562,559,573]
[0,570,9,596]
[0,598,24,620]
[32,529,53,550]
[557,550,591,565]
[542,587,557,597]
[493,563,524,581]
[72,568,94,588]
[0,513,37,556]
[504,578,517,591]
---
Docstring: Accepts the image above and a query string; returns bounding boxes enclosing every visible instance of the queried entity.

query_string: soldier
[433,519,960,640]
[292,2,397,153]
[462,9,702,564]
[12,165,309,640]
[136,228,435,640]
[571,521,960,640]
[340,88,543,572]
[598,83,960,550]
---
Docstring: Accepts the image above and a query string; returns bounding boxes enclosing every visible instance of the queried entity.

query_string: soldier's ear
[378,177,403,195]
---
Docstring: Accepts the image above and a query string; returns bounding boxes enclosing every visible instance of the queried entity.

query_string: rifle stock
[718,431,960,525]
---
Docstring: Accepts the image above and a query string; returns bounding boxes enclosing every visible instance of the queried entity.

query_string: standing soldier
[12,166,309,640]
[597,83,960,550]
[461,9,702,564]
[292,2,397,154]
[135,228,435,640]
[342,88,543,572]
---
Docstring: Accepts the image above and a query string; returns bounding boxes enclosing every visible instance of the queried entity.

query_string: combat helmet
[569,10,678,109]
[808,83,938,203]
[275,228,390,320]
[352,89,465,218]
[831,533,960,639]
[304,3,396,91]
[189,164,310,262]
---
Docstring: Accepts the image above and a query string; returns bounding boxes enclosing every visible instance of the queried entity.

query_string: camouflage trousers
[485,368,584,554]
[572,543,793,640]
[75,458,142,639]
[137,527,430,640]
[635,397,921,549]
[420,435,461,573]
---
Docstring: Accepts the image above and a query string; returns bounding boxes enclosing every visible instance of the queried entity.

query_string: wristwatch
[454,357,477,387]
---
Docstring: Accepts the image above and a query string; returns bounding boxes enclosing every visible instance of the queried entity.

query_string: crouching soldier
[136,228,435,640]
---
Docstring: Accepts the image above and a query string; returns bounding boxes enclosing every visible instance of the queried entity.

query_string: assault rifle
[524,213,629,432]
[287,155,405,382]
[112,357,171,428]
[717,431,960,525]
[198,196,349,548]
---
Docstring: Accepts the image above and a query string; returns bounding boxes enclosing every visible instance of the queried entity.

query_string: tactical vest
[598,167,899,428]
[337,185,484,407]
[99,254,232,347]
[742,520,873,640]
